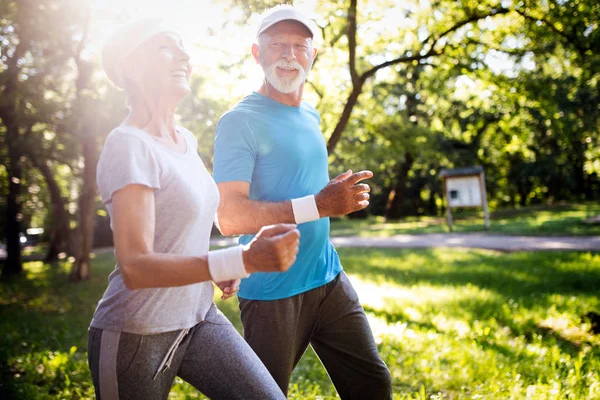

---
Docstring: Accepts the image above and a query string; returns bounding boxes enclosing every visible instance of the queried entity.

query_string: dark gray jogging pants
[239,271,393,399]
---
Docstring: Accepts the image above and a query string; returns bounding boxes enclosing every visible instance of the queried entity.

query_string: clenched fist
[315,170,373,218]
[242,223,300,274]
[216,278,240,300]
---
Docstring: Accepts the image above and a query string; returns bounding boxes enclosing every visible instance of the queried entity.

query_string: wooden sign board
[440,167,490,231]
[446,176,483,208]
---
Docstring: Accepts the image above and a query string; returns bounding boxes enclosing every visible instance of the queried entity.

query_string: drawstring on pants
[153,328,189,380]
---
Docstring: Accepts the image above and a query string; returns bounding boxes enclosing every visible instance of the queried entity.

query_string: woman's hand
[242,224,300,274]
[216,279,241,300]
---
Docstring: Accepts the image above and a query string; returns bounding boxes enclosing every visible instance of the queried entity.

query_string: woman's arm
[111,184,300,290]
[112,184,211,289]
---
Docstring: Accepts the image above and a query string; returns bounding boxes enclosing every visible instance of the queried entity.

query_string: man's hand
[216,278,240,300]
[242,223,300,274]
[315,170,373,218]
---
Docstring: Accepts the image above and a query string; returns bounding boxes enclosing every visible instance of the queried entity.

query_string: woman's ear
[120,58,142,84]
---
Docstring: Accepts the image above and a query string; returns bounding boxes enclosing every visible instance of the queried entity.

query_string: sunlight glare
[86,0,320,100]
[87,0,257,97]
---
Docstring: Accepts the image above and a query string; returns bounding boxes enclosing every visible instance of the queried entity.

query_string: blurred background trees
[1,0,598,278]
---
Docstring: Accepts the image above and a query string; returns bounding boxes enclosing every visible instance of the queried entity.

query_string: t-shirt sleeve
[96,132,161,204]
[212,113,257,183]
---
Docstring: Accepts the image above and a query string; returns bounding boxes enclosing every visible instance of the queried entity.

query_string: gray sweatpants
[239,271,393,399]
[87,303,284,400]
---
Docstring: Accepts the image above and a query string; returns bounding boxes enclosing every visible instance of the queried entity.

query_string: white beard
[263,59,309,93]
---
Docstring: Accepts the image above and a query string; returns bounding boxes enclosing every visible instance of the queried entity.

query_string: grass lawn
[330,203,600,237]
[1,248,599,399]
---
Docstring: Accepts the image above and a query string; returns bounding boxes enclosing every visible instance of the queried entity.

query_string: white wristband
[207,245,249,282]
[291,194,321,224]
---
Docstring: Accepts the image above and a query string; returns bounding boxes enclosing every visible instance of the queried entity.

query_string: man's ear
[311,47,318,62]
[251,43,260,64]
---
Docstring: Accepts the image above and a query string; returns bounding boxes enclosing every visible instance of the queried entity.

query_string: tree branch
[348,0,359,86]
[317,21,329,45]
[327,7,511,155]
[328,27,346,48]
[360,8,510,83]
[465,38,530,56]
[424,8,508,50]
[306,80,324,100]
[513,9,586,58]
[361,49,440,82]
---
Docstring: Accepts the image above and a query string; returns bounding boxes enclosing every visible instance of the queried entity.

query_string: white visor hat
[256,6,316,39]
[102,18,180,88]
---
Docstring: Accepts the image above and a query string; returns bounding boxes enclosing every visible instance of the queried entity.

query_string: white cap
[256,5,316,39]
[102,18,180,88]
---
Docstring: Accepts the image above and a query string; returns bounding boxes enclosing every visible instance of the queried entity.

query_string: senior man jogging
[213,5,393,399]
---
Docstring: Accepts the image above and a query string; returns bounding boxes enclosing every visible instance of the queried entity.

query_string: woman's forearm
[118,252,211,290]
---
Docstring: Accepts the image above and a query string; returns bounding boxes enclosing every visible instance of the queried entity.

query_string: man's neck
[258,82,304,107]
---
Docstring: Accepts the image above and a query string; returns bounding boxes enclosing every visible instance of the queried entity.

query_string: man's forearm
[217,197,296,236]
[215,169,372,236]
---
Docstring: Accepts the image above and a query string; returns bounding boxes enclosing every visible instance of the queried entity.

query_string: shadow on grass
[0,259,106,350]
[0,254,115,400]
[342,248,600,359]
[330,203,600,237]
[362,305,441,333]
[2,247,599,399]
[343,248,600,298]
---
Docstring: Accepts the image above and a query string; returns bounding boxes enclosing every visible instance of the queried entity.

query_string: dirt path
[209,233,600,252]
[2,233,599,262]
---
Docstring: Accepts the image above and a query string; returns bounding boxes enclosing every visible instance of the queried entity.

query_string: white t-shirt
[91,126,219,334]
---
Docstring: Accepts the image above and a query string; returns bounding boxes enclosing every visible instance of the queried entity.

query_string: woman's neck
[123,98,178,142]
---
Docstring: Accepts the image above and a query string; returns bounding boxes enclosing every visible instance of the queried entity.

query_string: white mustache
[272,59,303,71]
[263,58,309,93]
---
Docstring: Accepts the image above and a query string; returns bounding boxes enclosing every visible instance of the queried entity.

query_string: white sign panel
[446,176,482,207]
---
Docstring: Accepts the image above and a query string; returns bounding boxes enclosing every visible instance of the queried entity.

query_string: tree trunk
[584,173,593,201]
[1,22,28,277]
[70,22,96,281]
[385,152,414,220]
[571,141,586,200]
[326,83,364,155]
[28,157,72,262]
[427,184,438,216]
[3,149,23,276]
[70,128,97,281]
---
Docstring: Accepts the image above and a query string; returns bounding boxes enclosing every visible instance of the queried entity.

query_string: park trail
[2,233,599,262]
[210,233,600,252]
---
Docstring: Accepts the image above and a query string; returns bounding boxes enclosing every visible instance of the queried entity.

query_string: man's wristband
[207,245,250,282]
[291,194,321,224]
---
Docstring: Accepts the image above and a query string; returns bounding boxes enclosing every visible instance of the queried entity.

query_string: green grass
[330,203,600,237]
[1,248,600,399]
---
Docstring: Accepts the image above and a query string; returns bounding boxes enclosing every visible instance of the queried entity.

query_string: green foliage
[340,247,600,399]
[176,75,230,168]
[0,260,99,398]
[3,0,600,250]
[330,203,600,237]
[250,0,600,216]
[1,248,600,399]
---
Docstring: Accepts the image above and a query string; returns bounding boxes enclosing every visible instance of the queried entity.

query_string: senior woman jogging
[88,18,298,400]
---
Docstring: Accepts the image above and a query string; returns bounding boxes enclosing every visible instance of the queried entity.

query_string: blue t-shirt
[213,92,342,300]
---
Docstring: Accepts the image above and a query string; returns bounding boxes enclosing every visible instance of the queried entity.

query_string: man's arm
[216,170,373,236]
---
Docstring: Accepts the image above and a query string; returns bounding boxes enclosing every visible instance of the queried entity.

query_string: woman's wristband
[291,195,320,224]
[207,245,250,282]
